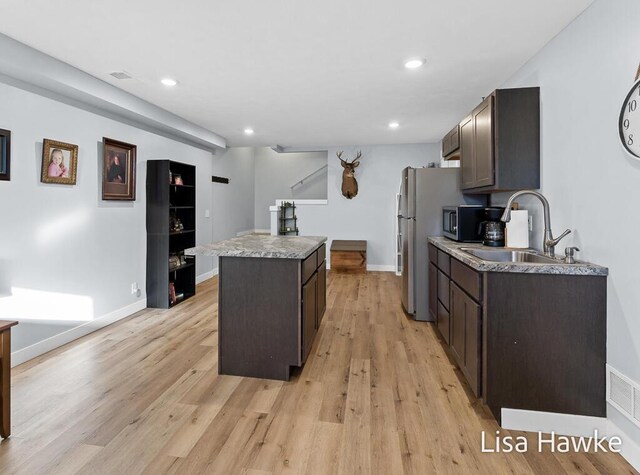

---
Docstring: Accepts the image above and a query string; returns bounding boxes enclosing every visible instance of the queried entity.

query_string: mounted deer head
[337,150,362,199]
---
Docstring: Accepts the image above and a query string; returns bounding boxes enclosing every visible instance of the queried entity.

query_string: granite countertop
[185,235,327,259]
[428,236,608,276]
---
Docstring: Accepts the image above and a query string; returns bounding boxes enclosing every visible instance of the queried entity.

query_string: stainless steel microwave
[442,205,486,242]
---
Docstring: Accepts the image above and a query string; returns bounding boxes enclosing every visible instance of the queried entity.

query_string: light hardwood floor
[0,272,636,474]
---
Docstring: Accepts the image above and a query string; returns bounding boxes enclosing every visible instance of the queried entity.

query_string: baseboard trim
[501,409,640,471]
[11,299,147,367]
[196,268,218,284]
[367,265,396,272]
[325,264,395,272]
[608,420,640,471]
[501,408,608,437]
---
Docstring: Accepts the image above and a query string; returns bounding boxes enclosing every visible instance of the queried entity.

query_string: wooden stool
[0,320,18,438]
[330,240,367,273]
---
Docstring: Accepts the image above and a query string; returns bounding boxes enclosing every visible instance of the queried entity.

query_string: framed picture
[0,129,10,181]
[41,139,78,185]
[102,137,137,200]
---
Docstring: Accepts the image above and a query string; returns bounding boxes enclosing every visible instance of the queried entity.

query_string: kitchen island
[186,235,327,381]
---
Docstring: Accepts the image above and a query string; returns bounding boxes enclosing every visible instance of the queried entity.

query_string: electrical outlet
[528,216,533,232]
[205,209,210,218]
[131,282,138,295]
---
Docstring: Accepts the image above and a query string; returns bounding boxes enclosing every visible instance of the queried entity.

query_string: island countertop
[185,235,327,259]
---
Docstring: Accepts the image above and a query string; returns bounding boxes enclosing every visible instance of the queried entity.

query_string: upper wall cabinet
[441,124,460,160]
[460,87,540,193]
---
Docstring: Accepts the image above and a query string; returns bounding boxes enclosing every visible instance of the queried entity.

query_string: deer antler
[353,150,362,163]
[336,151,347,164]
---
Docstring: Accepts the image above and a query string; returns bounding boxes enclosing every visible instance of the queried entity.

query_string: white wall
[294,143,441,269]
[254,147,328,229]
[0,81,215,354]
[210,147,256,270]
[494,0,640,451]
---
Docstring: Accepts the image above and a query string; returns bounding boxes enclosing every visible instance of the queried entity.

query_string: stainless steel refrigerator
[398,167,484,321]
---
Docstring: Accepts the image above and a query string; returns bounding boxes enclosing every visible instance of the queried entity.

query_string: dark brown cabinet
[450,282,482,396]
[461,95,495,189]
[450,283,466,363]
[217,242,327,382]
[460,115,474,188]
[429,241,607,424]
[302,273,318,362]
[428,263,437,320]
[483,272,607,423]
[428,244,452,345]
[459,87,540,193]
[301,244,327,363]
[441,124,460,159]
[437,301,450,344]
[473,96,494,188]
[317,261,327,326]
[428,243,482,396]
[437,270,450,310]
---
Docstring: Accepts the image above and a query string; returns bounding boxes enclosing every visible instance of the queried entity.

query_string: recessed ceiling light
[404,59,425,69]
[161,78,178,87]
[244,128,255,135]
[389,122,400,129]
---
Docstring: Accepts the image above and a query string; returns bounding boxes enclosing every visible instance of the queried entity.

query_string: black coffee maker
[479,207,506,247]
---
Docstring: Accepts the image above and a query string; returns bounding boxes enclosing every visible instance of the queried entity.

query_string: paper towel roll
[506,210,529,248]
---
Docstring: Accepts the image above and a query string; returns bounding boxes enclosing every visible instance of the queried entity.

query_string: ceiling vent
[607,364,640,428]
[109,71,133,80]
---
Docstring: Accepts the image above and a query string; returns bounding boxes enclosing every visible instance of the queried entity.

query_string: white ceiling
[0,0,592,148]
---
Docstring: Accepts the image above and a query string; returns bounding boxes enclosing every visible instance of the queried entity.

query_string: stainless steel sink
[460,248,560,264]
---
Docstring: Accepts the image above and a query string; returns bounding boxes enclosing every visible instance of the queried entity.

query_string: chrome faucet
[500,190,571,257]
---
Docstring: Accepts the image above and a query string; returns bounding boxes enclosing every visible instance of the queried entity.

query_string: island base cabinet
[218,257,300,381]
[217,244,327,382]
[302,273,318,363]
[317,261,327,326]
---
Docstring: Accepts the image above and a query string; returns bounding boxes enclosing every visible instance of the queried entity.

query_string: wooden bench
[330,240,367,273]
[0,320,17,438]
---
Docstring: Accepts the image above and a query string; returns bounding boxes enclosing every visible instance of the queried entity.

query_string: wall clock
[619,72,640,158]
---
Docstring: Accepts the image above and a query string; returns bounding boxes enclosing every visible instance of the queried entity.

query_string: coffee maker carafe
[479,207,506,247]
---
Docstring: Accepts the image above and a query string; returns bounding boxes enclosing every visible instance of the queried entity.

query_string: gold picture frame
[0,129,10,181]
[41,139,79,185]
[102,137,137,201]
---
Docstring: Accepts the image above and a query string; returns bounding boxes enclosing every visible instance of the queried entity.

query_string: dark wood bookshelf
[146,160,197,309]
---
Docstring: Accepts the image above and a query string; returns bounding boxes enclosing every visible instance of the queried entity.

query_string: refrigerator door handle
[402,218,415,315]
[408,219,415,313]
[407,169,416,219]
